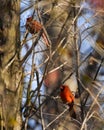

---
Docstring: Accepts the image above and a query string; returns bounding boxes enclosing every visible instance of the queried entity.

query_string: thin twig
[21,30,29,46]
[62,52,92,84]
[45,106,69,129]
[40,106,45,130]
[81,86,104,130]
[83,58,104,109]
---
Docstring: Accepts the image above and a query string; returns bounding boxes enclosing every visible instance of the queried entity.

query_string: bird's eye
[60,86,65,91]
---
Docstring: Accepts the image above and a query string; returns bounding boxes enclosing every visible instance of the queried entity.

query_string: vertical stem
[72,3,84,121]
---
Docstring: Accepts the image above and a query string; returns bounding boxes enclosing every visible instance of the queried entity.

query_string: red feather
[60,85,74,104]
[60,85,76,118]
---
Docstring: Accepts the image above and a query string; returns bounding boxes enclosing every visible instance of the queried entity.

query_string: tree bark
[0,0,22,130]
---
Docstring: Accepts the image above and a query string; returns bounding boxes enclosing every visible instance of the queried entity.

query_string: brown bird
[26,17,49,46]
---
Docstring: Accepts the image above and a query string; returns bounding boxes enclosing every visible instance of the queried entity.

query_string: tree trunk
[0,0,22,130]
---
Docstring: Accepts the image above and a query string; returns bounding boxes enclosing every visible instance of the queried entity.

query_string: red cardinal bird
[26,17,49,46]
[60,85,76,118]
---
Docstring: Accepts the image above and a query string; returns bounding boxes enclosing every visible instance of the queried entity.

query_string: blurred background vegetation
[0,0,104,129]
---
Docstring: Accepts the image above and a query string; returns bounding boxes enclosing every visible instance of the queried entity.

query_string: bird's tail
[68,103,76,119]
